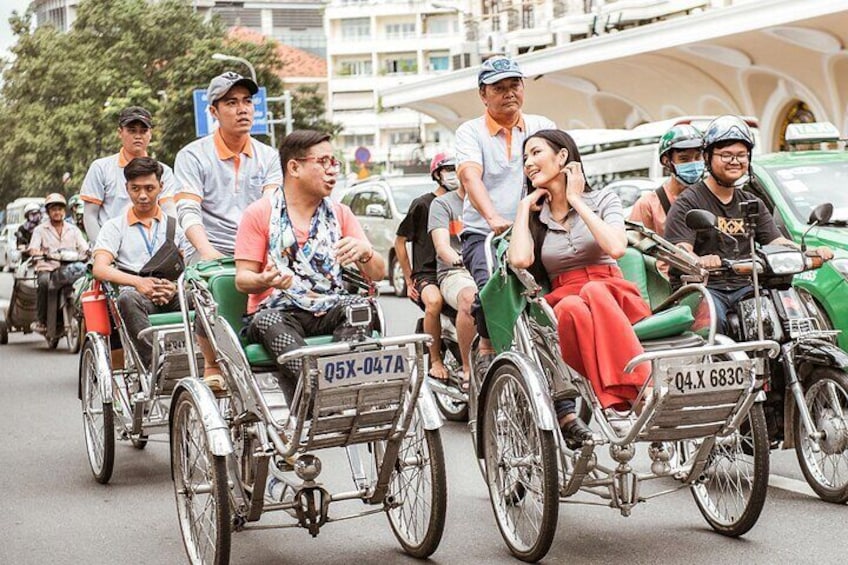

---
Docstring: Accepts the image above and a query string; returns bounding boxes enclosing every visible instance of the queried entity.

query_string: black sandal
[561,418,593,448]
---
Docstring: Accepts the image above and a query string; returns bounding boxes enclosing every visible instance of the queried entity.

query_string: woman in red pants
[508,129,651,415]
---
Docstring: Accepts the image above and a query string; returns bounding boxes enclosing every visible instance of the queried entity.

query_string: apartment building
[30,0,327,56]
[326,0,470,171]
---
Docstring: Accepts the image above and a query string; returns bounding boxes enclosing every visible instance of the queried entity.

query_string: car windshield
[762,161,848,224]
[391,182,434,214]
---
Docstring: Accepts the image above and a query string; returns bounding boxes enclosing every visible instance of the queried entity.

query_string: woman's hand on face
[522,188,550,212]
[563,162,586,205]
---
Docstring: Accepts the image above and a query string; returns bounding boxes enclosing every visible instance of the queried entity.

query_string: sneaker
[31,321,47,333]
[560,417,593,449]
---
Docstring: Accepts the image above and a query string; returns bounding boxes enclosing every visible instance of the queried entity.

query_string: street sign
[193,87,270,138]
[354,146,371,164]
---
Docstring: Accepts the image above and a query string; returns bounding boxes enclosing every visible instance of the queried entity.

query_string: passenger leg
[247,308,307,406]
[419,283,446,380]
[116,288,159,370]
[34,271,50,330]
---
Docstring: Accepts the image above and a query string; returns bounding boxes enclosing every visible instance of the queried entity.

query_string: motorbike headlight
[765,251,805,274]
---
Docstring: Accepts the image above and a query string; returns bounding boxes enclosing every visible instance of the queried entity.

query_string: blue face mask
[673,160,705,186]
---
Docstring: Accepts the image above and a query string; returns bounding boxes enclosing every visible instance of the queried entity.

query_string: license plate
[317,349,409,389]
[666,360,753,396]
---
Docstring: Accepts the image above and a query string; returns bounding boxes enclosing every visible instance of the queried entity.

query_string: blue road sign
[193,86,269,138]
[354,146,371,163]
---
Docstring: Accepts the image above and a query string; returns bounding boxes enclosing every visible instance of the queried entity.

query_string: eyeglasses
[295,155,341,171]
[714,152,749,164]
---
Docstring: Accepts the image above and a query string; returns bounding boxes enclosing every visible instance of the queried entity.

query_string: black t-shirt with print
[396,191,438,284]
[665,180,783,291]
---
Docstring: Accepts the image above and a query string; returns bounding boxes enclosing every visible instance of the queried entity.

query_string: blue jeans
[460,232,496,339]
[707,286,753,334]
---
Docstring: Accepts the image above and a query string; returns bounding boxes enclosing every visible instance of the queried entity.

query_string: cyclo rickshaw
[79,276,203,484]
[467,224,780,563]
[168,259,447,564]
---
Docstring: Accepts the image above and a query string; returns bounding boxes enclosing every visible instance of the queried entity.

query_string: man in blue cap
[454,56,555,372]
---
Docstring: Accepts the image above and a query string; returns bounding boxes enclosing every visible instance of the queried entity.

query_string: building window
[341,134,376,148]
[338,60,373,77]
[385,22,416,39]
[388,129,420,145]
[384,57,417,74]
[428,56,449,71]
[522,2,535,29]
[425,17,456,35]
[341,18,371,40]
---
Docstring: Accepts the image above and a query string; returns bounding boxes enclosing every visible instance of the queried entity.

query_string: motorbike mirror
[808,203,833,225]
[684,209,718,231]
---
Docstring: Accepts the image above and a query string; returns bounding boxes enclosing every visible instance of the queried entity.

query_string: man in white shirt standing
[80,106,177,242]
[174,71,283,389]
[455,56,556,372]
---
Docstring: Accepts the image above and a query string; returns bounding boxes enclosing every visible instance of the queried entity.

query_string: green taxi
[746,123,848,349]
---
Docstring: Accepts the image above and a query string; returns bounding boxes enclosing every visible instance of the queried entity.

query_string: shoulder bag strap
[655,186,672,215]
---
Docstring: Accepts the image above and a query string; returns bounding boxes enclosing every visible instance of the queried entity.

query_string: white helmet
[24,202,41,215]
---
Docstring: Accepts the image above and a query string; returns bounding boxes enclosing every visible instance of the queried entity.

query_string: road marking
[768,474,817,498]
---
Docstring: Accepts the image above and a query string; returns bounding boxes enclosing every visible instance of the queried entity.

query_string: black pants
[36,271,51,324]
[117,288,181,369]
[246,296,376,404]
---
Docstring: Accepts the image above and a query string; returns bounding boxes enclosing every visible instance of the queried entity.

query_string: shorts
[412,273,439,310]
[439,269,476,310]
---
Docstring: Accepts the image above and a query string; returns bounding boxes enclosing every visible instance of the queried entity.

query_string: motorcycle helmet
[44,192,67,210]
[703,115,754,152]
[429,152,456,182]
[24,202,42,221]
[658,124,704,162]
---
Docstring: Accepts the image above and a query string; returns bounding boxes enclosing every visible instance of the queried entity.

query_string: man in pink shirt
[629,124,704,237]
[234,130,385,402]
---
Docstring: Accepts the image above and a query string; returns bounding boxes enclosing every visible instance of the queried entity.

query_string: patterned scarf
[264,187,345,313]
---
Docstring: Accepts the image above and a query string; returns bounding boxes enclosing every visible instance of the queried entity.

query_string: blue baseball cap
[478,56,524,87]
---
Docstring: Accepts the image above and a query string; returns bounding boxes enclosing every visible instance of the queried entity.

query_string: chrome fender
[475,351,558,454]
[79,333,112,403]
[168,378,233,457]
[416,375,444,430]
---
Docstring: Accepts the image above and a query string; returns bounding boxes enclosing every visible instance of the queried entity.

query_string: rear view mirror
[365,203,388,218]
[684,209,718,231]
[808,203,833,225]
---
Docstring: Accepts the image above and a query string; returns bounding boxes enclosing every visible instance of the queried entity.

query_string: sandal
[561,417,593,448]
[203,371,227,393]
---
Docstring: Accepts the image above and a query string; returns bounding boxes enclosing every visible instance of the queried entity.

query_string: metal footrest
[299,380,407,451]
[639,389,742,442]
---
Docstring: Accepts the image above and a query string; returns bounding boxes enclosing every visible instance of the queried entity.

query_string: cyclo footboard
[601,339,781,446]
[274,334,433,454]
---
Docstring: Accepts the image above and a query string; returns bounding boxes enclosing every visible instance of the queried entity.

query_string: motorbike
[38,250,86,351]
[685,202,848,503]
[419,306,468,421]
[0,255,38,345]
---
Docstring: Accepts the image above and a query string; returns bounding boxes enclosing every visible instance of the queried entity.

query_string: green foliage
[0,0,306,207]
[289,84,343,138]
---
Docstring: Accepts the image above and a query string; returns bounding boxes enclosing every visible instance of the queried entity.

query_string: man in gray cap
[174,71,283,390]
[454,56,555,371]
[80,105,177,242]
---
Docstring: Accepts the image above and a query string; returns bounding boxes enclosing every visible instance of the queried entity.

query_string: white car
[0,223,20,272]
[602,177,661,217]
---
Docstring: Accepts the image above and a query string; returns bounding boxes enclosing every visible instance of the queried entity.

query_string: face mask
[673,160,705,186]
[440,170,459,191]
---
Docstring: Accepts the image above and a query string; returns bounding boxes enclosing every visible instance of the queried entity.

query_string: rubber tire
[391,257,406,297]
[691,403,769,537]
[172,392,231,565]
[131,434,149,450]
[67,309,82,354]
[793,367,848,504]
[81,341,115,484]
[0,320,8,345]
[483,363,559,562]
[48,337,59,349]
[386,425,447,558]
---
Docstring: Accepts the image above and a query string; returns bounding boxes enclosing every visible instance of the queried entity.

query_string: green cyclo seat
[616,247,695,341]
[191,259,347,367]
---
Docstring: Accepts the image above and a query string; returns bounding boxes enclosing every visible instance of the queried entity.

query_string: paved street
[1,271,847,564]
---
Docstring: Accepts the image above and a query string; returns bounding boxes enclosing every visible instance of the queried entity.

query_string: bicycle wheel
[172,391,231,565]
[385,412,447,558]
[482,363,558,562]
[794,367,848,504]
[80,340,114,484]
[690,404,769,536]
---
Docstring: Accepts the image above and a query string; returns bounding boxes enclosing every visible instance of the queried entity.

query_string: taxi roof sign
[785,122,842,145]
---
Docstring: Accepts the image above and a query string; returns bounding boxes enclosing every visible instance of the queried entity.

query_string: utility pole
[266,91,294,148]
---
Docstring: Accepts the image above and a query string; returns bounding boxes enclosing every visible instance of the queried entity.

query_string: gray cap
[478,56,524,87]
[206,71,259,104]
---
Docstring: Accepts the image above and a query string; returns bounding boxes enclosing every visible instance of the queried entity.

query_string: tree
[0,0,286,207]
[289,84,343,137]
